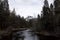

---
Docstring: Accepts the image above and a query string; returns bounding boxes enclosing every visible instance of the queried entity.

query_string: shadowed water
[12,29,39,40]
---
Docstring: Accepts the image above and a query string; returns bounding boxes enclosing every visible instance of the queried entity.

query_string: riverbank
[0,28,27,40]
[37,34,60,40]
[0,28,60,40]
[35,31,60,40]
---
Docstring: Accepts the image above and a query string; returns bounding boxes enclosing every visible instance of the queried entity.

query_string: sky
[8,0,54,18]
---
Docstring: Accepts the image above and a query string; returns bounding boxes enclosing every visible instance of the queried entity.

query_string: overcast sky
[8,0,54,18]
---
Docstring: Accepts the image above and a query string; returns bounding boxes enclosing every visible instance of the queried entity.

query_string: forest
[0,0,60,38]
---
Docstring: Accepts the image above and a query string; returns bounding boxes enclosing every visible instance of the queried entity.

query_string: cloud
[8,0,53,18]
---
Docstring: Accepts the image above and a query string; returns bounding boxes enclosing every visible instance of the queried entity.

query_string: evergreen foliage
[36,0,60,34]
[0,0,29,30]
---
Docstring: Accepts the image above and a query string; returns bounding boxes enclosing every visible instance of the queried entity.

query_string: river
[12,29,39,40]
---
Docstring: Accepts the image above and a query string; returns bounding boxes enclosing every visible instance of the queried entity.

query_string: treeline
[28,0,60,34]
[1,0,60,34]
[35,0,60,34]
[0,1,29,30]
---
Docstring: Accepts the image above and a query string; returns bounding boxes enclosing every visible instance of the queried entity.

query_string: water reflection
[12,29,39,40]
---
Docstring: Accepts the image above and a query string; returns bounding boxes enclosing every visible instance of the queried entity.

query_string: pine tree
[37,14,41,32]
[41,0,51,31]
[0,2,10,30]
[50,4,53,11]
[44,0,49,8]
[54,0,60,15]
[54,0,60,34]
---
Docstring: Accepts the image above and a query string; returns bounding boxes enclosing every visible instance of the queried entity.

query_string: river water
[12,29,39,40]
